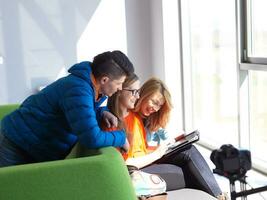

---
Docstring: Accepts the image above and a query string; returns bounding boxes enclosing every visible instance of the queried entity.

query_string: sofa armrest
[0,147,136,200]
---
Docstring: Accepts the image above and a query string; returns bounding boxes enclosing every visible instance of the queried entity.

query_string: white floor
[197,145,267,200]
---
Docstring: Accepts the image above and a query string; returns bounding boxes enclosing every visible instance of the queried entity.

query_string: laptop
[163,130,200,156]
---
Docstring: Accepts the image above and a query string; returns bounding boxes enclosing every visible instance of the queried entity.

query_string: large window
[241,0,267,172]
[174,0,267,173]
[247,0,267,59]
[249,71,267,170]
[181,0,239,147]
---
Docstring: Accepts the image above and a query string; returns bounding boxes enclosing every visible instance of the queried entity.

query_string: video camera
[210,144,251,178]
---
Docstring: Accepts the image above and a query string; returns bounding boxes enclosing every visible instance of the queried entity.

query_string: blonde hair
[134,77,172,132]
[107,73,139,129]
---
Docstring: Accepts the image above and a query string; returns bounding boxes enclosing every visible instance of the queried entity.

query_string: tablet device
[164,130,200,155]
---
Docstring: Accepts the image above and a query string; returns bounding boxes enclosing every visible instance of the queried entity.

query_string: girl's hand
[155,143,168,158]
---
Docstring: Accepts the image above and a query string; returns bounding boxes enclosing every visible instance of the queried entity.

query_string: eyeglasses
[122,88,140,96]
[149,99,163,110]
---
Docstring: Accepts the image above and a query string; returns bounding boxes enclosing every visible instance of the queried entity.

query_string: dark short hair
[92,50,134,79]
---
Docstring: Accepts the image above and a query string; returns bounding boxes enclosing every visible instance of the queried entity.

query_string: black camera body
[210,144,252,177]
[211,144,267,200]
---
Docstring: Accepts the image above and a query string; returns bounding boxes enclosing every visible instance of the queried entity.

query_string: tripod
[214,169,267,200]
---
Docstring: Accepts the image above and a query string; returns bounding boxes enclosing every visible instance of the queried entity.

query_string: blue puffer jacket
[1,61,126,162]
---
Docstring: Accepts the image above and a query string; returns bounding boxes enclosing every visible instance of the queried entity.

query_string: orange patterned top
[104,111,151,160]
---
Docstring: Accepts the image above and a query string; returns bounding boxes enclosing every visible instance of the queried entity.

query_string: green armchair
[0,104,136,200]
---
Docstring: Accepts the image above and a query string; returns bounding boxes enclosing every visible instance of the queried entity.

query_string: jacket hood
[68,61,92,83]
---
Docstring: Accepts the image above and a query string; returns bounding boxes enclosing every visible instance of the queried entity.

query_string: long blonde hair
[107,73,139,129]
[134,77,172,132]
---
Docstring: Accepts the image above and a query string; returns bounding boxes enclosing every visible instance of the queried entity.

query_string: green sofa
[0,104,136,200]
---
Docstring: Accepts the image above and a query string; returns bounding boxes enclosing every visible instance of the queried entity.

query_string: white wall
[125,0,153,83]
[0,0,100,103]
[125,0,166,83]
[0,0,157,104]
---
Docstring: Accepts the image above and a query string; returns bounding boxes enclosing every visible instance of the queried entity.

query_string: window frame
[239,0,267,173]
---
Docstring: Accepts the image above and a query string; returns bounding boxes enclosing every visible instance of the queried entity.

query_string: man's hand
[121,138,130,153]
[102,111,118,128]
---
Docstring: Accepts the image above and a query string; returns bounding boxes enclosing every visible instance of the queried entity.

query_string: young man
[0,50,134,167]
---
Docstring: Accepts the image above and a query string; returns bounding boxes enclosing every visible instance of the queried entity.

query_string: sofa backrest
[0,147,136,200]
[0,104,20,121]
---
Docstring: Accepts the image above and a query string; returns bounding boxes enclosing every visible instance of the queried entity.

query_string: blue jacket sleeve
[61,86,126,148]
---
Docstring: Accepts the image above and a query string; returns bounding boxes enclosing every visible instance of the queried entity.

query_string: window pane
[249,71,267,169]
[247,0,267,57]
[183,0,238,146]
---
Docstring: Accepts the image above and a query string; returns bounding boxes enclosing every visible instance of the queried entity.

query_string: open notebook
[163,130,200,156]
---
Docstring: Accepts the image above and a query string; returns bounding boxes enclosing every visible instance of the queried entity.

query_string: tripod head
[213,168,247,183]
